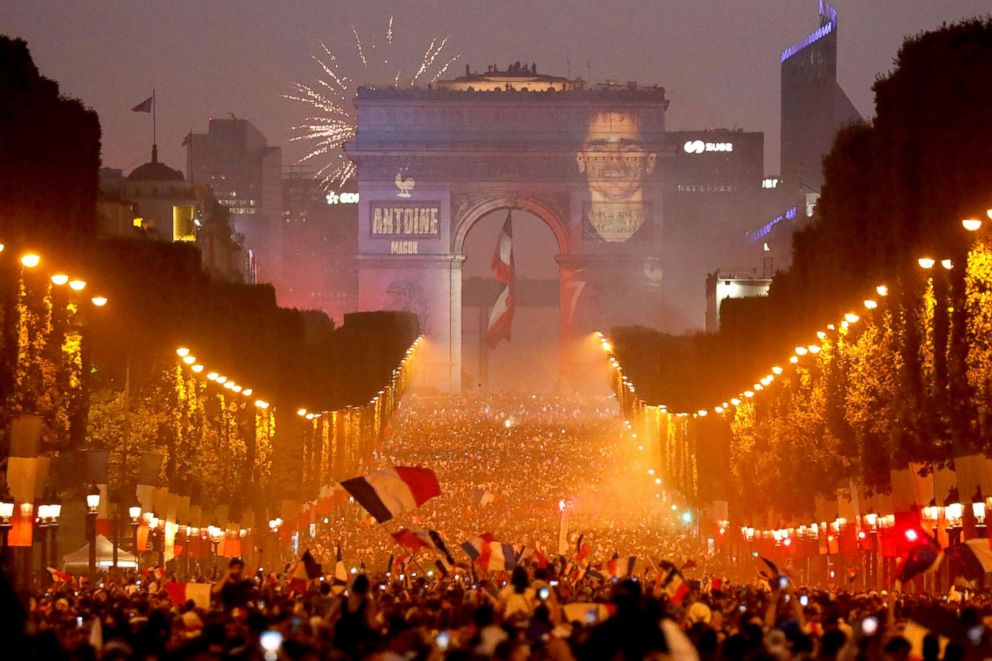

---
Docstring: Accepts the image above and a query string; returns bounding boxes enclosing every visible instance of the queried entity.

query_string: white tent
[62,535,138,569]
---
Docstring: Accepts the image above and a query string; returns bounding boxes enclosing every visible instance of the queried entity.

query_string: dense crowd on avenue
[9,394,990,659]
[310,394,707,576]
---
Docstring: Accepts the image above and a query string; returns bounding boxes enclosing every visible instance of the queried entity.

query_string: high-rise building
[279,168,358,323]
[780,0,862,193]
[185,117,282,282]
[662,129,792,330]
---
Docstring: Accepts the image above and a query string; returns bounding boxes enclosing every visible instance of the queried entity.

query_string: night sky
[3,0,988,175]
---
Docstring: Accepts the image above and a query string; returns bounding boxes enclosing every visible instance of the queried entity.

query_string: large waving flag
[461,533,516,572]
[340,466,440,523]
[486,211,514,347]
[944,539,992,579]
[895,534,944,584]
[391,527,455,564]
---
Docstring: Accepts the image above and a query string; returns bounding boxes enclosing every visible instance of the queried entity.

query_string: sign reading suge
[371,203,440,237]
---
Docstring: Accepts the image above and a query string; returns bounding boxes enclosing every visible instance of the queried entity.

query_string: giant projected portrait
[576,111,657,242]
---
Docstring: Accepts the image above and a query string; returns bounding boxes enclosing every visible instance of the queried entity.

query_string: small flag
[131,96,153,113]
[681,559,699,572]
[46,567,71,583]
[301,549,322,580]
[391,527,455,564]
[434,559,450,578]
[659,560,690,605]
[604,553,639,579]
[181,131,193,147]
[486,211,515,347]
[461,533,516,572]
[288,560,309,594]
[340,466,441,523]
[759,556,783,579]
[164,582,211,608]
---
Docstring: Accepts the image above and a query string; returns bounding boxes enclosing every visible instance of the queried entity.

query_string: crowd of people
[9,394,988,659]
[8,555,992,659]
[310,394,709,578]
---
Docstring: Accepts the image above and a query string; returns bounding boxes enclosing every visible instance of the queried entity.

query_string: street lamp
[128,501,142,569]
[1,484,16,564]
[972,487,986,539]
[864,511,879,589]
[86,485,100,582]
[918,257,936,269]
[945,490,964,546]
[45,490,61,569]
[208,523,222,578]
[962,218,983,232]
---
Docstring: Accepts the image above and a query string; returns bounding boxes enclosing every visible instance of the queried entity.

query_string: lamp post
[48,492,61,570]
[36,503,49,576]
[864,512,879,590]
[945,496,964,547]
[268,517,282,571]
[86,484,101,583]
[128,501,141,570]
[208,523,221,578]
[922,500,943,592]
[973,488,987,539]
[0,486,13,572]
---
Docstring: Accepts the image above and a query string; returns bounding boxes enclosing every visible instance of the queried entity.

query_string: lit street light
[86,484,101,582]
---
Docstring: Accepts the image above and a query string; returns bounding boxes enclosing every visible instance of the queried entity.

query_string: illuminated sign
[761,178,780,189]
[390,241,419,255]
[371,203,440,237]
[326,191,359,205]
[683,140,733,154]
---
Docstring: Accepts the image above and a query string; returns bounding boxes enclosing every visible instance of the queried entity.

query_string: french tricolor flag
[391,527,455,564]
[486,211,514,347]
[340,466,440,524]
[461,533,516,572]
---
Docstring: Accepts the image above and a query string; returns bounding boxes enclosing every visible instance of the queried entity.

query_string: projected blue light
[780,0,838,63]
[747,206,797,243]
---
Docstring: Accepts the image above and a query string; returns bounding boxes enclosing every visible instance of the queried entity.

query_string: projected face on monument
[576,111,657,242]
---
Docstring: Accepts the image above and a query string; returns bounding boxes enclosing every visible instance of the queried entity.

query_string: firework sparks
[288,17,459,189]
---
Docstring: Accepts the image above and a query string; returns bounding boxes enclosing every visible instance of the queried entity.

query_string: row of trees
[611,19,992,520]
[0,35,421,529]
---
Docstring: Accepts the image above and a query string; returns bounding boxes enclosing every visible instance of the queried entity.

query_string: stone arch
[451,195,570,256]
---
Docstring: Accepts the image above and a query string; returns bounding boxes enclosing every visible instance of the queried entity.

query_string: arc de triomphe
[347,85,670,392]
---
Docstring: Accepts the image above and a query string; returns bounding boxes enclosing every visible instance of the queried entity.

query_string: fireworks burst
[287,17,459,189]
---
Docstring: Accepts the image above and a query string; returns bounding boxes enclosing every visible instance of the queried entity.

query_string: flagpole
[152,89,157,160]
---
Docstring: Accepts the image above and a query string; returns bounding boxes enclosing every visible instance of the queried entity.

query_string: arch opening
[459,203,563,393]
